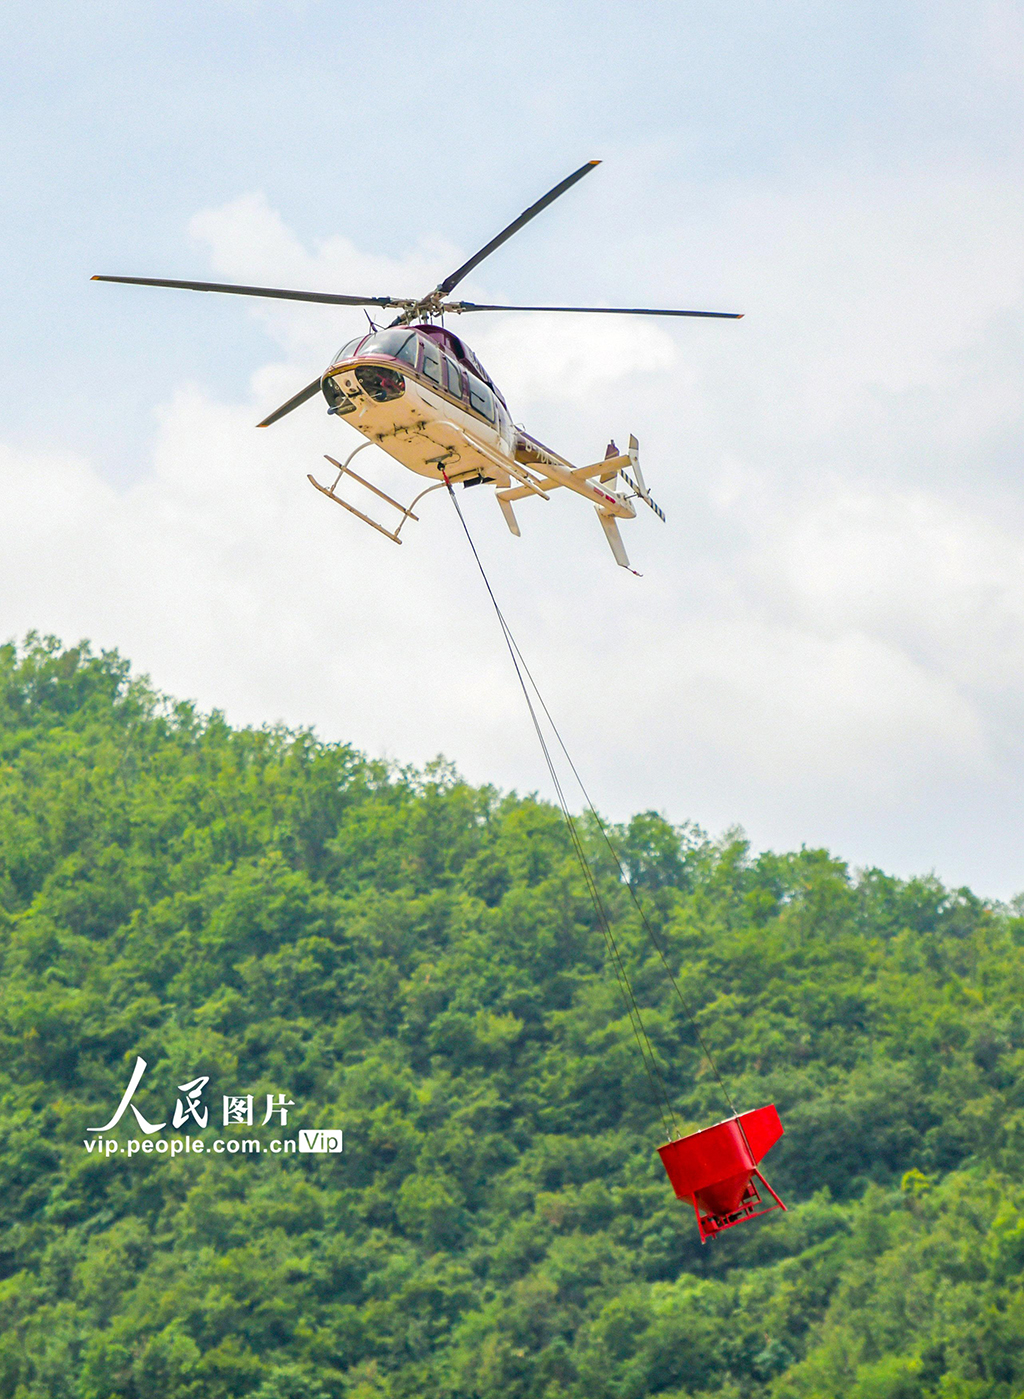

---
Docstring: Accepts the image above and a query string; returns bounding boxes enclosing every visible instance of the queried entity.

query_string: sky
[2,0,1023,897]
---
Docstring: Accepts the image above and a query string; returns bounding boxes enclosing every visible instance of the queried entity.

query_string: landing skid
[307,443,444,544]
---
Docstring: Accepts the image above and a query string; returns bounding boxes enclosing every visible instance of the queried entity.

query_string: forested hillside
[2,636,1024,1399]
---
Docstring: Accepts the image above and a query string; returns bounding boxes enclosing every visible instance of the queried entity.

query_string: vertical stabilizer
[623,435,665,522]
[627,435,647,498]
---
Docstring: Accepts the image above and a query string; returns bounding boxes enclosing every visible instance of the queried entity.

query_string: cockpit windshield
[359,329,418,365]
[333,336,366,362]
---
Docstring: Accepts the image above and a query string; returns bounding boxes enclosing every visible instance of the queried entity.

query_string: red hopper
[658,1104,786,1243]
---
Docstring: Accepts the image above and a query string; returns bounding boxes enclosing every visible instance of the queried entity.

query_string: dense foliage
[1,636,1023,1399]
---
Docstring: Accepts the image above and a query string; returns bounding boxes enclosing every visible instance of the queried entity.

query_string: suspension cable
[441,473,676,1138]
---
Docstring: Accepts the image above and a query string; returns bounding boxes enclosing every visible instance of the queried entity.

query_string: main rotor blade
[435,160,601,297]
[256,376,323,428]
[92,275,399,308]
[450,301,743,318]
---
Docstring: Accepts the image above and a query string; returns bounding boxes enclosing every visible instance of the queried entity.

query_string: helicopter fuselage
[321,322,633,509]
[321,324,517,486]
[313,322,646,565]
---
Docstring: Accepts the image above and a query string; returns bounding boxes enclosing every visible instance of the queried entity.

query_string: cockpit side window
[421,339,442,384]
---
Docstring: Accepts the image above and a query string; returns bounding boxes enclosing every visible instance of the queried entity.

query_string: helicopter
[94,161,741,570]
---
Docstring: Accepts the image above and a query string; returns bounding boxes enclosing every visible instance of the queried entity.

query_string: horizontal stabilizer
[573,453,630,483]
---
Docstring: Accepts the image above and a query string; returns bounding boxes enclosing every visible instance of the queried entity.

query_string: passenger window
[421,340,442,384]
[466,373,494,421]
[445,357,463,397]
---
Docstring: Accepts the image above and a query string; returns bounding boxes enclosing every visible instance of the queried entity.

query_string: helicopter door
[494,398,514,451]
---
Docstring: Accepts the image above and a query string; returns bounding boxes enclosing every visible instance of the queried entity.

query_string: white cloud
[751,485,1024,687]
[189,193,459,362]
